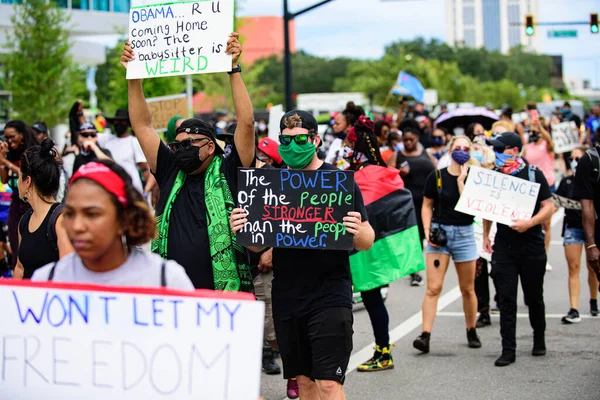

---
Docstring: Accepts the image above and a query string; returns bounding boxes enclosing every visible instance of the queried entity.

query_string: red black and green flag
[350,165,425,292]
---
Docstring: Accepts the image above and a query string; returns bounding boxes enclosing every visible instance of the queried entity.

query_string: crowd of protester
[1,34,600,400]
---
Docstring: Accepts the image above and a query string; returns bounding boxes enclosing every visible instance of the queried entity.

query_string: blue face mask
[451,149,471,165]
[472,150,483,163]
[561,108,571,116]
[494,152,512,167]
[432,137,444,147]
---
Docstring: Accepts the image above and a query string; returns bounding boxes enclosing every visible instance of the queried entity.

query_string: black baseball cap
[32,121,48,134]
[487,132,523,152]
[176,118,224,155]
[279,110,318,134]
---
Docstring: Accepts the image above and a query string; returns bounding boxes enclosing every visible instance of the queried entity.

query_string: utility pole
[283,0,335,111]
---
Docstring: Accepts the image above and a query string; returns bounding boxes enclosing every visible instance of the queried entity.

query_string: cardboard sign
[147,94,188,133]
[551,121,580,153]
[236,168,355,250]
[455,166,541,226]
[126,0,234,80]
[0,280,263,400]
[551,193,581,210]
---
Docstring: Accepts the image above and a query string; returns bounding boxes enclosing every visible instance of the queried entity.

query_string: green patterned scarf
[152,156,253,292]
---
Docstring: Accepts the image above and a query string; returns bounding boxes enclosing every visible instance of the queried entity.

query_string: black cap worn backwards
[487,131,523,153]
[279,110,319,134]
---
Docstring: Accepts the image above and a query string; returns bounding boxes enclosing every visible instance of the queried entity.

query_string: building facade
[445,0,540,54]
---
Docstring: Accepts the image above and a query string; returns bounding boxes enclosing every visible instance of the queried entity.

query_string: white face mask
[258,123,267,131]
[570,160,578,173]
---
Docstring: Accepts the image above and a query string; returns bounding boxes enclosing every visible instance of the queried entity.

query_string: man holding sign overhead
[481,132,555,367]
[120,32,254,293]
[231,111,374,400]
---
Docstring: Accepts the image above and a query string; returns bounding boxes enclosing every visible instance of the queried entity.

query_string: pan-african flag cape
[350,165,425,292]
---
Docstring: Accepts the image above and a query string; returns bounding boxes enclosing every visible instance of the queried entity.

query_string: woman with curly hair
[326,101,365,168]
[343,116,425,372]
[32,160,193,289]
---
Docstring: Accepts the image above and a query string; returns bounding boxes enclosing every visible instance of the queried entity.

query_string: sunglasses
[279,133,316,146]
[568,156,581,162]
[453,146,470,152]
[79,132,97,139]
[168,137,209,152]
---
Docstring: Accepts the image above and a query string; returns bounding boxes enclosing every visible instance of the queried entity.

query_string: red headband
[70,162,128,207]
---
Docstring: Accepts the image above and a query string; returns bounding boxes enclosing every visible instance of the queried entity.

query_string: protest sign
[236,168,355,250]
[551,121,580,153]
[126,0,234,80]
[147,94,188,132]
[455,166,541,226]
[551,193,581,210]
[0,280,263,400]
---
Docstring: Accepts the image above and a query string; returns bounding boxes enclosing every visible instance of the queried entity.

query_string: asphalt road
[259,211,600,400]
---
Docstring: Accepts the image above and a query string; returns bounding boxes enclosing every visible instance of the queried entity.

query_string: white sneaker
[546,263,553,272]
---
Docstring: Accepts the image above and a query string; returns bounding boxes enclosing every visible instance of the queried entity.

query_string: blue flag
[391,71,425,102]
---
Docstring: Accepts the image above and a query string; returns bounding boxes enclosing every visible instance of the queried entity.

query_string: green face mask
[278,141,316,169]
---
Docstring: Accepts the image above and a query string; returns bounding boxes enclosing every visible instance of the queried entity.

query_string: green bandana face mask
[278,141,316,169]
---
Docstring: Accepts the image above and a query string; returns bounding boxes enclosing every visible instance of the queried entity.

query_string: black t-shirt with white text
[153,142,243,289]
[494,167,552,253]
[423,167,474,226]
[271,162,368,321]
[574,150,600,245]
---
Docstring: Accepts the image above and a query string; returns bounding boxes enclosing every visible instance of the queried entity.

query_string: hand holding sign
[230,208,248,235]
[225,33,241,68]
[343,211,362,238]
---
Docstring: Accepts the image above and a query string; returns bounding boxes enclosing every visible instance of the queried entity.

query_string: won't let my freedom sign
[455,166,540,226]
[0,280,264,400]
[126,0,233,80]
[236,168,355,250]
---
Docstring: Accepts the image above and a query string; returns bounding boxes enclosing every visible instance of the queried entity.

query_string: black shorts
[274,307,353,384]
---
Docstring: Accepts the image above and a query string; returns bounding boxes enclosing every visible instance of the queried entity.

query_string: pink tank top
[525,140,555,186]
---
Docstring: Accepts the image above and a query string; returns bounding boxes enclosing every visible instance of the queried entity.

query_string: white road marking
[436,311,600,319]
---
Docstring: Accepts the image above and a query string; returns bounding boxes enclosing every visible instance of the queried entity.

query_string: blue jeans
[563,226,586,246]
[426,224,478,263]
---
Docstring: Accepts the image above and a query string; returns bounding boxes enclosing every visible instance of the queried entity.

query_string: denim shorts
[564,226,586,246]
[426,224,478,263]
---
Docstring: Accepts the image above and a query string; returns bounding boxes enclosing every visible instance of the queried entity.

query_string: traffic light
[525,15,535,36]
[591,13,599,34]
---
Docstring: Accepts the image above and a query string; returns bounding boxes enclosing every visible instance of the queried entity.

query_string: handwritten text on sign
[147,94,188,132]
[0,281,263,400]
[551,121,579,154]
[455,166,540,226]
[126,0,233,80]
[236,168,355,250]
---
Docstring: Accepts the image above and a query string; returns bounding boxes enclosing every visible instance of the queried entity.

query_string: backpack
[584,147,600,183]
[528,165,537,183]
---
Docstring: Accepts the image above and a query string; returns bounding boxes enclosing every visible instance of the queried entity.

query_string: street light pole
[283,0,335,111]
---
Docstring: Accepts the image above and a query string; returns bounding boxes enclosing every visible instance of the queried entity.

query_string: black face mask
[114,124,128,136]
[529,134,540,143]
[174,143,208,173]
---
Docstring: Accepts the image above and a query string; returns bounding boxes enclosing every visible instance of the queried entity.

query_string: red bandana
[70,162,128,207]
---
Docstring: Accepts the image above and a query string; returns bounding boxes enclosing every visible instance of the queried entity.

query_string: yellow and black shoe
[357,345,394,372]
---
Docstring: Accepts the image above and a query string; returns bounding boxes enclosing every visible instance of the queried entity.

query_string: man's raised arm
[121,42,161,172]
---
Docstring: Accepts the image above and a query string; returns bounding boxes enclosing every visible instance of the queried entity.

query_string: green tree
[4,0,73,126]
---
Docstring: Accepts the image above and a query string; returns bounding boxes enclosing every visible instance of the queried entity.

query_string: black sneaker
[591,299,599,317]
[532,333,546,357]
[476,312,491,328]
[495,352,516,367]
[410,273,424,287]
[262,347,281,375]
[413,332,430,353]
[561,308,581,324]
[466,328,482,348]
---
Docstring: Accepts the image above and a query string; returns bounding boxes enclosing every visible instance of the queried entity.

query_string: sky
[237,0,600,88]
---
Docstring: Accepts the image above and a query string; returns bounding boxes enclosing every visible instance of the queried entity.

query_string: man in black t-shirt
[483,132,555,367]
[231,110,374,399]
[575,143,600,276]
[72,123,113,175]
[121,34,256,291]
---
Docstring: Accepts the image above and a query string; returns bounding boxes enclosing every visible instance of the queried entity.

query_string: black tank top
[19,203,61,279]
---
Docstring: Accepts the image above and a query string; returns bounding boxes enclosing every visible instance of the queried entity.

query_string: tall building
[446,0,540,54]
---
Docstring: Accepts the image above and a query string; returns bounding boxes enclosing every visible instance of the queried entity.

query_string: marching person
[414,136,481,353]
[483,132,555,367]
[120,33,255,292]
[556,146,599,322]
[13,139,73,279]
[326,102,365,168]
[32,160,194,289]
[231,110,374,400]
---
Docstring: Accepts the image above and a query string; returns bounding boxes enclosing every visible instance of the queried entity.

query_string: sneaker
[494,352,516,367]
[357,344,394,372]
[561,308,581,324]
[262,347,281,375]
[466,328,482,348]
[591,299,599,317]
[410,273,424,287]
[286,378,299,399]
[532,333,546,356]
[413,332,430,353]
[476,312,491,328]
[490,307,500,315]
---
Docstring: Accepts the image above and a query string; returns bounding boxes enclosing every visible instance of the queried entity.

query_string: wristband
[256,247,271,256]
[587,244,597,250]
